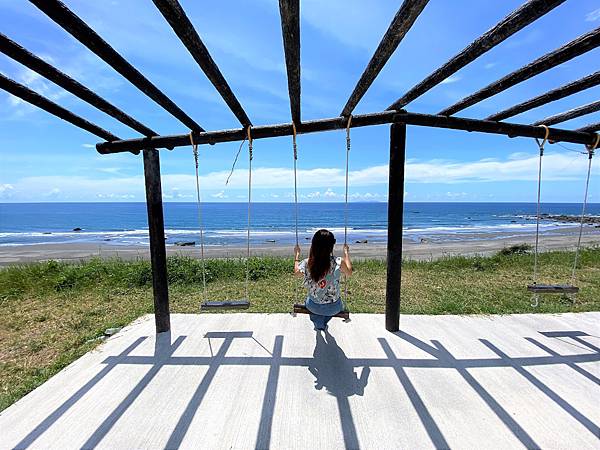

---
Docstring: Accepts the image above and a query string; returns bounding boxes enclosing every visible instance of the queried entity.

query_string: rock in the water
[104,327,122,336]
[265,239,276,243]
[175,241,195,246]
[43,232,52,235]
[355,239,368,244]
[73,227,82,232]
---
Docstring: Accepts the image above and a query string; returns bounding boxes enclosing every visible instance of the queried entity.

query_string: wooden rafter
[0,33,157,137]
[152,0,251,127]
[533,100,600,126]
[278,0,301,125]
[440,27,600,116]
[29,0,204,131]
[387,0,565,111]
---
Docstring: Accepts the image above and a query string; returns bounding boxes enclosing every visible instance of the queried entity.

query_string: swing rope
[246,126,253,303]
[570,135,598,285]
[190,132,207,303]
[343,115,352,304]
[292,122,299,247]
[532,125,550,292]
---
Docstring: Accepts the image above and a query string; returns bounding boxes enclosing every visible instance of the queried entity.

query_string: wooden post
[386,122,406,332]
[143,148,170,333]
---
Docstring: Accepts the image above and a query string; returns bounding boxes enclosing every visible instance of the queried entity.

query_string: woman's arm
[340,244,353,276]
[293,244,303,275]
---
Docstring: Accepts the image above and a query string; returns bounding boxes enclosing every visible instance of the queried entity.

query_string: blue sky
[0,0,598,203]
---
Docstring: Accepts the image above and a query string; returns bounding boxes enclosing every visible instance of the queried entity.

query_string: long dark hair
[307,229,336,282]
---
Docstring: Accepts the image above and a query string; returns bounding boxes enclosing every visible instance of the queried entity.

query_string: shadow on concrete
[307,330,370,449]
[13,329,600,449]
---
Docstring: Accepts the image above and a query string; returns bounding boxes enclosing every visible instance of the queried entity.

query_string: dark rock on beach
[539,214,600,225]
[175,241,195,246]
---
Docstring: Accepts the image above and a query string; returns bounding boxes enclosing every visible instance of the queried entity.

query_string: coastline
[1,228,598,266]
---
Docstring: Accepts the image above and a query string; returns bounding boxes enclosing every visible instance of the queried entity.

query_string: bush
[498,243,532,256]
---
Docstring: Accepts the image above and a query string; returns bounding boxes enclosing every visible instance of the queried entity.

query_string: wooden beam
[487,71,600,121]
[576,122,600,134]
[0,33,157,137]
[387,0,565,111]
[533,100,600,126]
[341,0,429,117]
[152,0,250,127]
[278,0,301,125]
[0,73,119,142]
[142,149,170,333]
[29,0,203,132]
[96,110,599,154]
[440,27,600,116]
[386,122,406,332]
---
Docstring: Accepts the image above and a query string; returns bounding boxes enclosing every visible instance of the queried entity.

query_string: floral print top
[298,256,342,304]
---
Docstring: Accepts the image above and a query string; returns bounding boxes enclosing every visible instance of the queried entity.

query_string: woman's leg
[309,313,326,330]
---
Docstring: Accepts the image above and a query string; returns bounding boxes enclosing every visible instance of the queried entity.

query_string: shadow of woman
[308,330,370,448]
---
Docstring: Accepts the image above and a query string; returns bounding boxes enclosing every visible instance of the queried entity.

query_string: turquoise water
[0,202,597,246]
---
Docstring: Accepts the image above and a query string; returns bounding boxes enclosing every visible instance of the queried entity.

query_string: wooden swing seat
[527,284,579,294]
[201,299,250,309]
[293,303,350,320]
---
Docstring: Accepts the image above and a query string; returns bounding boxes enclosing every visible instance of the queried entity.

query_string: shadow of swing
[12,329,600,449]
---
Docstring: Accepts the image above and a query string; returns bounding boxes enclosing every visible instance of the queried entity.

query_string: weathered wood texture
[341,0,429,117]
[0,73,119,142]
[527,284,579,294]
[533,100,600,126]
[386,122,406,332]
[202,300,251,310]
[387,0,565,111]
[29,0,203,132]
[152,0,250,127]
[440,27,600,116]
[0,33,157,137]
[487,71,600,121]
[142,149,170,333]
[576,122,600,134]
[96,110,599,154]
[278,0,301,125]
[293,304,350,320]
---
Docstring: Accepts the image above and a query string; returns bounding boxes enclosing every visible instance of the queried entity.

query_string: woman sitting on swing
[294,229,352,331]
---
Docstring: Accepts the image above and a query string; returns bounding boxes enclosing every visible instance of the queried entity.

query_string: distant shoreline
[1,228,598,266]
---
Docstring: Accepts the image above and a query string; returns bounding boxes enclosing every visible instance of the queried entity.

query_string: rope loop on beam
[535,124,550,155]
[586,133,599,155]
[247,125,253,161]
[345,114,353,151]
[292,122,298,160]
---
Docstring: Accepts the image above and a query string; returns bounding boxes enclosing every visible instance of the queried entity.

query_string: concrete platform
[1,312,599,449]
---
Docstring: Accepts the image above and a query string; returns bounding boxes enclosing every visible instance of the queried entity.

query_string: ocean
[0,202,598,247]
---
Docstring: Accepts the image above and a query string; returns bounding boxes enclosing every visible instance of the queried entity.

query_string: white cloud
[3,151,596,202]
[484,62,497,70]
[440,75,461,85]
[82,144,96,149]
[585,8,600,21]
[0,184,15,199]
[211,190,228,199]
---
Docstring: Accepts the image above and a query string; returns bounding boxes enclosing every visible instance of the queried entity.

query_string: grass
[1,247,599,410]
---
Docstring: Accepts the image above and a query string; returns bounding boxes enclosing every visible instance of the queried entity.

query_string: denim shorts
[305,298,343,316]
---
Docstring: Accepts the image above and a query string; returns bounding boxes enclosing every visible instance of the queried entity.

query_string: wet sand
[1,228,598,266]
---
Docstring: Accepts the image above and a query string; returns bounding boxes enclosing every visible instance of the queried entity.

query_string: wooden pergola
[2,0,599,333]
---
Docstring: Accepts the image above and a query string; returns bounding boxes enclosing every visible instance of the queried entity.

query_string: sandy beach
[1,227,598,266]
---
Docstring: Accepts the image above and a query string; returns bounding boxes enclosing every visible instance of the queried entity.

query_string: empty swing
[190,128,253,310]
[292,117,352,321]
[527,126,598,307]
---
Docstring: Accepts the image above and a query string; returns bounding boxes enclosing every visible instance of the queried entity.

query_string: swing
[291,117,352,321]
[190,128,253,310]
[527,126,598,306]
